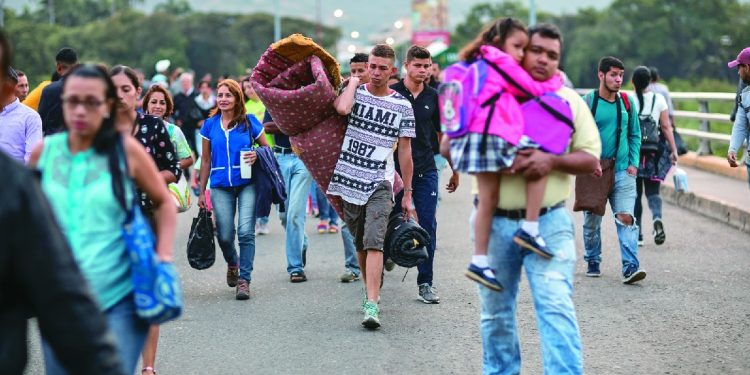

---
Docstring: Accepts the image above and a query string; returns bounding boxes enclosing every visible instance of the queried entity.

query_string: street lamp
[394,20,404,29]
[385,37,395,46]
[351,31,360,39]
[333,9,344,18]
[347,44,357,53]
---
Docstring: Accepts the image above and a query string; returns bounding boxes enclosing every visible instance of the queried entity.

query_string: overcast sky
[4,0,611,46]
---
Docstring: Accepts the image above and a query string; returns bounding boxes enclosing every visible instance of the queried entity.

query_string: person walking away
[476,23,600,374]
[29,64,177,375]
[329,44,417,329]
[631,66,678,246]
[581,56,646,284]
[38,47,79,135]
[727,47,750,189]
[0,66,42,163]
[198,79,269,299]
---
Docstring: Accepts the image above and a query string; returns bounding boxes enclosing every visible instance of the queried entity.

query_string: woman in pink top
[443,18,564,291]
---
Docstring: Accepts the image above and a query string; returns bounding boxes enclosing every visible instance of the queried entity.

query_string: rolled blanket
[384,213,430,268]
[251,34,403,218]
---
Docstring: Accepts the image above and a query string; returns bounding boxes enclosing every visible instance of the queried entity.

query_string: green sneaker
[361,301,380,329]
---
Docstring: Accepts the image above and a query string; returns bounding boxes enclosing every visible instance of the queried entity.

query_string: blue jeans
[635,177,662,236]
[434,154,448,202]
[314,183,339,226]
[583,171,640,274]
[212,184,257,282]
[746,164,750,189]
[479,208,582,375]
[392,169,439,285]
[341,223,360,274]
[43,294,149,375]
[277,153,312,273]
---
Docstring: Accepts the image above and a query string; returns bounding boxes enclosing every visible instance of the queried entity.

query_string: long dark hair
[458,17,527,62]
[63,64,128,210]
[631,66,652,110]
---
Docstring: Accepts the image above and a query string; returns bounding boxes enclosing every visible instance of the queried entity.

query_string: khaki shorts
[342,181,393,252]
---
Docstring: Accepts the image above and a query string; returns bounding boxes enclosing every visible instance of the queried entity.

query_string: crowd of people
[0,13,747,374]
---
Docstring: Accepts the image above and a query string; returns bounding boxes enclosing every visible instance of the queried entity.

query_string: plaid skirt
[450,133,535,174]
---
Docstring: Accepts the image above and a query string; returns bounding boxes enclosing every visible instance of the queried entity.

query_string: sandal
[142,367,156,375]
[328,224,339,234]
[317,223,328,234]
[290,271,307,283]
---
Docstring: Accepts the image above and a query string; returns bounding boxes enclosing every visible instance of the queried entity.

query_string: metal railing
[576,89,736,155]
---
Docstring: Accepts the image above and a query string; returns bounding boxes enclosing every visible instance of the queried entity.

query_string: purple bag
[521,92,575,155]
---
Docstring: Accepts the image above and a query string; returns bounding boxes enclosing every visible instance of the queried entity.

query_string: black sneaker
[653,219,666,245]
[623,268,647,284]
[586,261,601,277]
[638,234,644,247]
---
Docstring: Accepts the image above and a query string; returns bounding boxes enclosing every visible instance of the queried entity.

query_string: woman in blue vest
[198,79,268,300]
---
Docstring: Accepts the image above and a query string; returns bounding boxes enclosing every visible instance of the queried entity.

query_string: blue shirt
[200,114,264,188]
[730,86,750,165]
[0,99,42,163]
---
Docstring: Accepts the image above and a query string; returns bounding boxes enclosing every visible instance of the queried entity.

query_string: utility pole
[274,0,281,41]
[529,0,537,26]
[0,0,5,28]
[48,0,55,24]
[315,0,322,44]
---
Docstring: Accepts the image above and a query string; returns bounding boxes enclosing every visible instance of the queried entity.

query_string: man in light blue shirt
[727,47,750,189]
[0,67,42,163]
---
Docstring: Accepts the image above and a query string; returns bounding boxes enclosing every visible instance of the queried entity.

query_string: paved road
[25,171,750,374]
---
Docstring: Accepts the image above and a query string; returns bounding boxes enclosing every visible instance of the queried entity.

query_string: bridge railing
[575,89,736,155]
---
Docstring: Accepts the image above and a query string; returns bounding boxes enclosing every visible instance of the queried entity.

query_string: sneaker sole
[623,270,647,284]
[236,293,250,300]
[340,276,360,283]
[585,272,601,278]
[418,295,440,304]
[464,271,503,292]
[362,317,381,329]
[654,232,666,245]
[513,237,554,259]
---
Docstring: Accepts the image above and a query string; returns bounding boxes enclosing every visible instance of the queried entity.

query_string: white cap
[155,59,171,73]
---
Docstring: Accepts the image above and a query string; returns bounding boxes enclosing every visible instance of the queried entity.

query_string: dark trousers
[391,169,439,285]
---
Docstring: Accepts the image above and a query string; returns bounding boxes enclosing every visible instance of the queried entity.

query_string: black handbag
[187,208,216,270]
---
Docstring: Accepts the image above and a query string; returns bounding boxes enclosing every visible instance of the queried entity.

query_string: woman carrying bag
[29,64,177,375]
[198,79,269,300]
[631,66,678,246]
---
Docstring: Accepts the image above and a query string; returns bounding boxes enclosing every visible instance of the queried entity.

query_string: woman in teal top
[29,65,177,375]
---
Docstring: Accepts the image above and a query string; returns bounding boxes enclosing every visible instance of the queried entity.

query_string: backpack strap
[620,91,631,113]
[481,58,533,99]
[478,91,503,154]
[589,90,600,117]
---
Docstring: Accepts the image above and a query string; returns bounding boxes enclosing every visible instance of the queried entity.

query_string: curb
[660,184,750,234]
[678,152,748,182]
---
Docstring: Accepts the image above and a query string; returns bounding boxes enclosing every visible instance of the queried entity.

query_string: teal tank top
[38,133,133,310]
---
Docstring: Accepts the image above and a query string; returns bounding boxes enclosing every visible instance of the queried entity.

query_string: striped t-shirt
[328,85,416,205]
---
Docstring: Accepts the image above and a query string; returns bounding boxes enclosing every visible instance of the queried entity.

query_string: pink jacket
[465,45,563,145]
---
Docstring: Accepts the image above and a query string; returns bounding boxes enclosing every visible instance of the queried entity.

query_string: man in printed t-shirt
[328,44,417,330]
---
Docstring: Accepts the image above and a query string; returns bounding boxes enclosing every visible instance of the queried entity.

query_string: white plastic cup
[673,167,689,192]
[240,147,253,179]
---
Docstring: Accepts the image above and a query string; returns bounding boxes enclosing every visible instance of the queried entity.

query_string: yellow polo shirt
[23,80,51,111]
[497,86,601,209]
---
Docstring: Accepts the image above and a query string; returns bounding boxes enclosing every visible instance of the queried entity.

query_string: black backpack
[638,94,660,152]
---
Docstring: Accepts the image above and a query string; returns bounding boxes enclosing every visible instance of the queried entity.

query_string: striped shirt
[328,85,416,205]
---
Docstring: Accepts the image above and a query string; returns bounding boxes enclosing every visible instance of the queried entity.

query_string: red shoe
[317,223,328,234]
[328,224,339,234]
